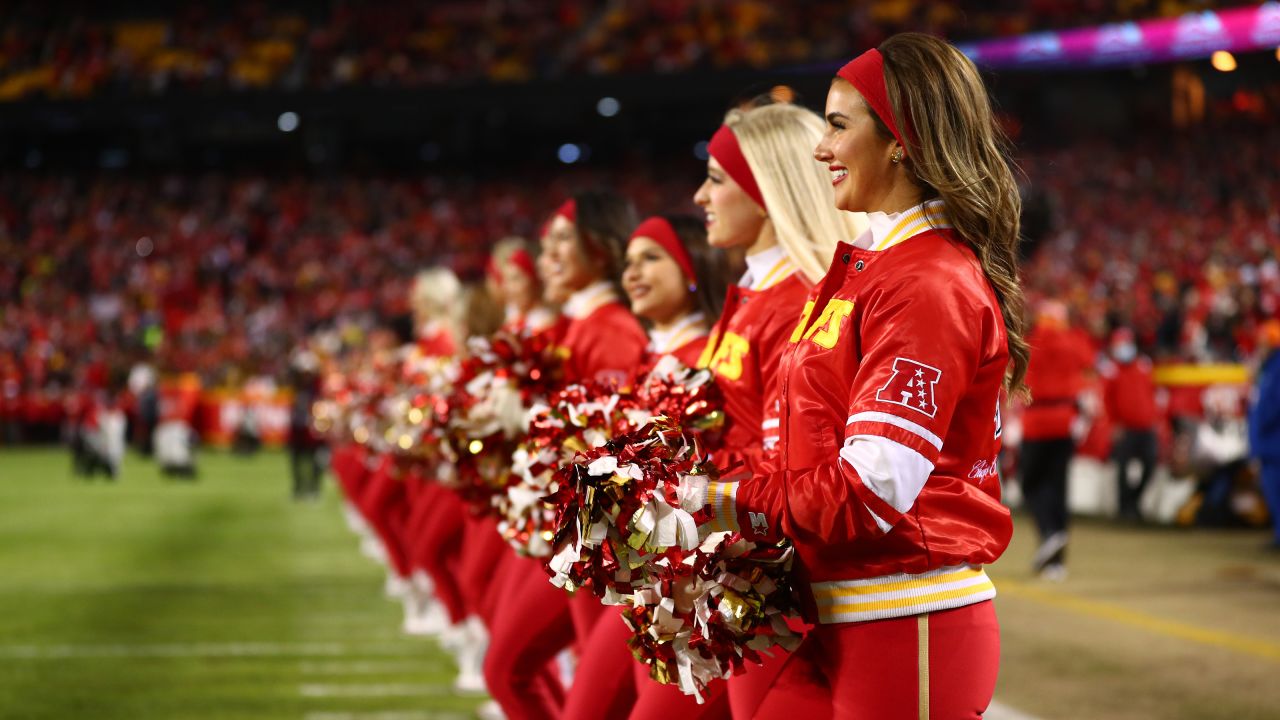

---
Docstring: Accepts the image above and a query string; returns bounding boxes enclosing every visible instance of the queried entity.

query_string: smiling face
[539,214,599,298]
[692,156,765,250]
[621,236,693,327]
[498,261,537,313]
[814,78,903,213]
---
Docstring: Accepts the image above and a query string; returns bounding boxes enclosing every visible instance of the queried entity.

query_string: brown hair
[662,214,728,322]
[876,32,1029,394]
[573,189,638,302]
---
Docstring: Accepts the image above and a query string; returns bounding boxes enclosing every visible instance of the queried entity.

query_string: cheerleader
[704,34,1027,718]
[357,268,463,610]
[560,214,731,720]
[490,236,557,335]
[623,216,725,366]
[484,191,647,720]
[694,103,866,719]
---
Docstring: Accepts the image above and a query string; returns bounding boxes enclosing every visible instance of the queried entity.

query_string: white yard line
[299,660,446,675]
[0,642,424,659]
[302,707,473,712]
[987,699,1045,720]
[298,683,452,698]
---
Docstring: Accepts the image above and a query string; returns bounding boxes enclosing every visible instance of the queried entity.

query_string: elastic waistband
[809,564,995,624]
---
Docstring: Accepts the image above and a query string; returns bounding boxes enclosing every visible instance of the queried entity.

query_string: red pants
[457,514,509,616]
[483,557,572,720]
[358,458,410,577]
[561,611,637,720]
[406,484,467,623]
[725,614,809,719]
[330,443,369,503]
[752,601,1000,720]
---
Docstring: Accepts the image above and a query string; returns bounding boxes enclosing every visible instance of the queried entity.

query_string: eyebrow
[826,112,850,123]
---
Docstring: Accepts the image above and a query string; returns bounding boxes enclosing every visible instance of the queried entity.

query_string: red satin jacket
[697,274,811,473]
[709,225,1012,625]
[559,302,648,387]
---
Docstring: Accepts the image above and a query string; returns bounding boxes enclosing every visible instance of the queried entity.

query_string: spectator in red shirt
[1102,327,1160,521]
[1020,300,1094,579]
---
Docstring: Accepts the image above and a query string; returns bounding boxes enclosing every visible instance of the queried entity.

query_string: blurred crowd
[0,165,690,439]
[1022,124,1280,364]
[3,121,1277,446]
[0,0,1238,99]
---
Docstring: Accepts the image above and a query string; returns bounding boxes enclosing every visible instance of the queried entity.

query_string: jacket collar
[563,281,617,320]
[648,312,708,355]
[739,244,797,291]
[852,199,951,252]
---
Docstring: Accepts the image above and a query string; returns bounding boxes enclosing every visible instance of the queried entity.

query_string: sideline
[0,641,424,659]
[999,579,1280,663]
[987,699,1044,720]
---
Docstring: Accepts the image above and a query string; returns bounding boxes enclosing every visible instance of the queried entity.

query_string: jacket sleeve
[707,270,991,545]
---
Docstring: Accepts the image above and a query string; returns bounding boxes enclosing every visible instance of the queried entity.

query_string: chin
[707,233,743,251]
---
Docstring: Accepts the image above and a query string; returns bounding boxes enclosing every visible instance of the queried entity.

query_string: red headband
[629,216,697,285]
[509,248,536,279]
[707,126,765,209]
[487,248,538,288]
[837,48,912,156]
[554,199,576,223]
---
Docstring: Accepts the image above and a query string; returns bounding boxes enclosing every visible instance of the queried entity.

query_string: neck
[651,307,700,334]
[874,179,925,216]
[745,219,777,257]
[569,277,608,295]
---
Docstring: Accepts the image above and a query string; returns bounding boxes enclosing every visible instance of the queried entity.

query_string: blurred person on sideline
[1187,386,1254,526]
[288,349,324,501]
[1020,300,1094,579]
[1248,320,1280,549]
[127,356,159,455]
[1102,327,1160,521]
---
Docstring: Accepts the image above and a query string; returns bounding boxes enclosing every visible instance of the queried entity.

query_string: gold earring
[890,149,904,164]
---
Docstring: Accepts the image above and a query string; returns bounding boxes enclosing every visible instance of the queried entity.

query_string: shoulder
[584,302,645,338]
[749,273,812,322]
[866,231,994,311]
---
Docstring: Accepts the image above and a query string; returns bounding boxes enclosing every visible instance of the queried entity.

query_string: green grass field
[2,447,1279,720]
[0,448,479,720]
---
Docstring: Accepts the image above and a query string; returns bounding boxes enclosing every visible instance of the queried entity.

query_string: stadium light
[596,97,621,117]
[557,143,582,164]
[1211,51,1237,72]
[693,141,709,160]
[278,111,300,132]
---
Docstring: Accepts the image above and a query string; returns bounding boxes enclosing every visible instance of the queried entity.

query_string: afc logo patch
[875,357,942,418]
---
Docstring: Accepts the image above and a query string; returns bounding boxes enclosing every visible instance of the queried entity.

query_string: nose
[693,178,710,207]
[621,262,639,285]
[813,137,833,163]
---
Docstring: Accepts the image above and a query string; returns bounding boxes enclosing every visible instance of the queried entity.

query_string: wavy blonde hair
[878,33,1029,393]
[726,104,867,283]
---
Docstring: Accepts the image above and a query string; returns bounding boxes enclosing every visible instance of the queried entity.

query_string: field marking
[302,707,468,712]
[0,642,425,659]
[986,699,1044,720]
[999,579,1280,663]
[299,660,446,675]
[298,683,452,698]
